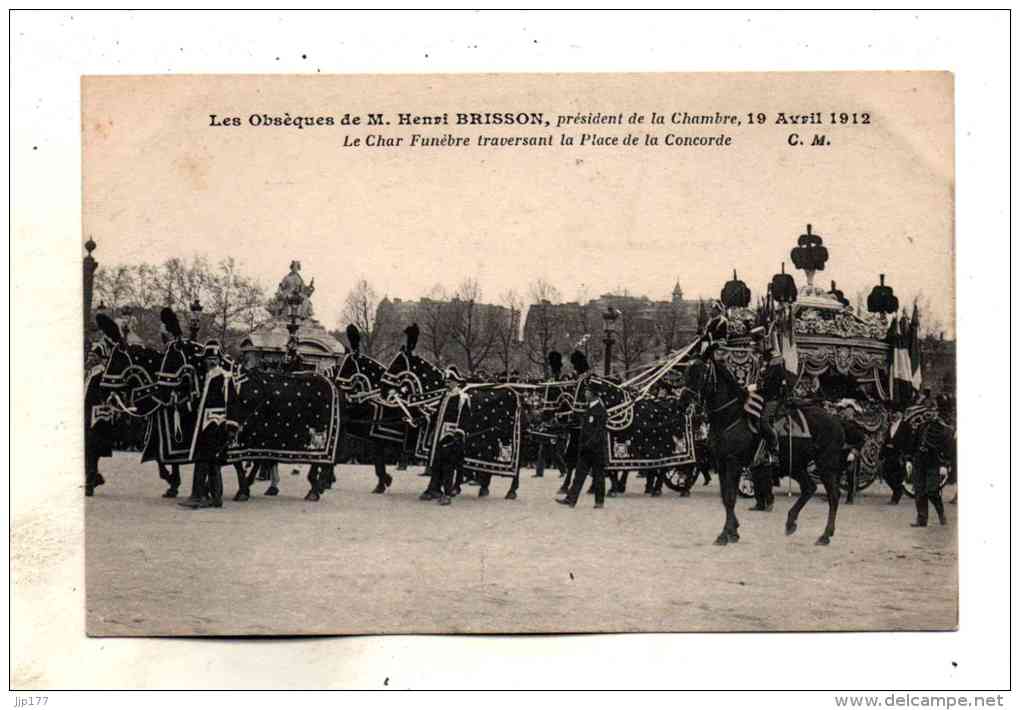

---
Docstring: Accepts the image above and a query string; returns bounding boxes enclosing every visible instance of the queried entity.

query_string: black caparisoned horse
[684,353,846,546]
[326,324,406,494]
[93,311,195,497]
[568,373,697,494]
[221,363,344,501]
[380,331,524,500]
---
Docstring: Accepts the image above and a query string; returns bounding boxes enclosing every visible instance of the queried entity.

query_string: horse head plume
[569,350,589,375]
[547,350,563,377]
[95,312,123,345]
[346,324,361,353]
[403,323,420,353]
[160,307,183,339]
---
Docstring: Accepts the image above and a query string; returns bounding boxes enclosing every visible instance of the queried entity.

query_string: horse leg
[506,468,519,500]
[816,469,839,545]
[724,462,741,542]
[478,472,490,498]
[264,462,280,496]
[233,462,250,501]
[305,464,322,501]
[371,439,392,494]
[786,469,816,536]
[714,460,734,545]
[559,465,573,494]
[607,471,622,497]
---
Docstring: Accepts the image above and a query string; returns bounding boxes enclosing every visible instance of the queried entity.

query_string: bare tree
[449,278,499,375]
[523,278,563,377]
[339,277,381,357]
[419,284,453,365]
[655,302,687,356]
[93,264,135,309]
[613,301,657,378]
[493,289,523,378]
[907,291,946,340]
[205,257,266,345]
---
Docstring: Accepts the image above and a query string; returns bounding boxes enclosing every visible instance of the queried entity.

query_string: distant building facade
[372,295,521,376]
[522,281,702,377]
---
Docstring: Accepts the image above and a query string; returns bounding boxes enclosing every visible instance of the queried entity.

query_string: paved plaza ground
[82,452,957,636]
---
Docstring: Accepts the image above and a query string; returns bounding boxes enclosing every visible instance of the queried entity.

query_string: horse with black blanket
[325,324,405,495]
[684,351,846,546]
[92,310,195,497]
[560,351,697,500]
[221,361,345,502]
[381,326,524,500]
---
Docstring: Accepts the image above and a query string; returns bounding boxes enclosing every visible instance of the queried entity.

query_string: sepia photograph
[10,9,1011,696]
[79,72,956,636]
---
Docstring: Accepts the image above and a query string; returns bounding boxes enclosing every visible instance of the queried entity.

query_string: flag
[888,314,914,405]
[908,303,923,389]
[778,305,800,388]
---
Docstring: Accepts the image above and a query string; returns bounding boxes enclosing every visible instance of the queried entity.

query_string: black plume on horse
[346,324,361,353]
[685,355,846,546]
[160,307,182,338]
[548,351,563,378]
[95,312,123,345]
[403,323,420,353]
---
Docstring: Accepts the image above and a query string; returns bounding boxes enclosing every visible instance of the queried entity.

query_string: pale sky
[83,73,955,336]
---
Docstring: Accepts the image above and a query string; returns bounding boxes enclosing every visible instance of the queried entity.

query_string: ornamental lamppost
[602,306,620,377]
[189,298,203,340]
[83,237,98,336]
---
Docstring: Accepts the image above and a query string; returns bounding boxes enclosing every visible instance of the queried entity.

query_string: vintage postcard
[80,72,955,636]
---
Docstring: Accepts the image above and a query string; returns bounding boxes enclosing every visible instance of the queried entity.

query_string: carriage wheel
[737,468,756,499]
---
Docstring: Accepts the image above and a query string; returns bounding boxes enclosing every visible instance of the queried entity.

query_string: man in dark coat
[178,340,236,509]
[881,407,909,505]
[84,340,113,496]
[421,368,469,506]
[909,395,955,527]
[557,351,609,509]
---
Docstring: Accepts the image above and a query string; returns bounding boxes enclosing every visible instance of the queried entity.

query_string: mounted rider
[756,329,787,462]
[700,300,729,355]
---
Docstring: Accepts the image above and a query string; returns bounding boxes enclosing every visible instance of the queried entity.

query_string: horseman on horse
[684,326,847,546]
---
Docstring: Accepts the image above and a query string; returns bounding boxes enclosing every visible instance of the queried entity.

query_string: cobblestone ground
[84,452,957,636]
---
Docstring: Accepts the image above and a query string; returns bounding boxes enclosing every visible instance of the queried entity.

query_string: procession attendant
[557,351,609,509]
[84,340,112,497]
[421,367,469,506]
[909,395,955,527]
[178,340,236,510]
[881,406,909,505]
